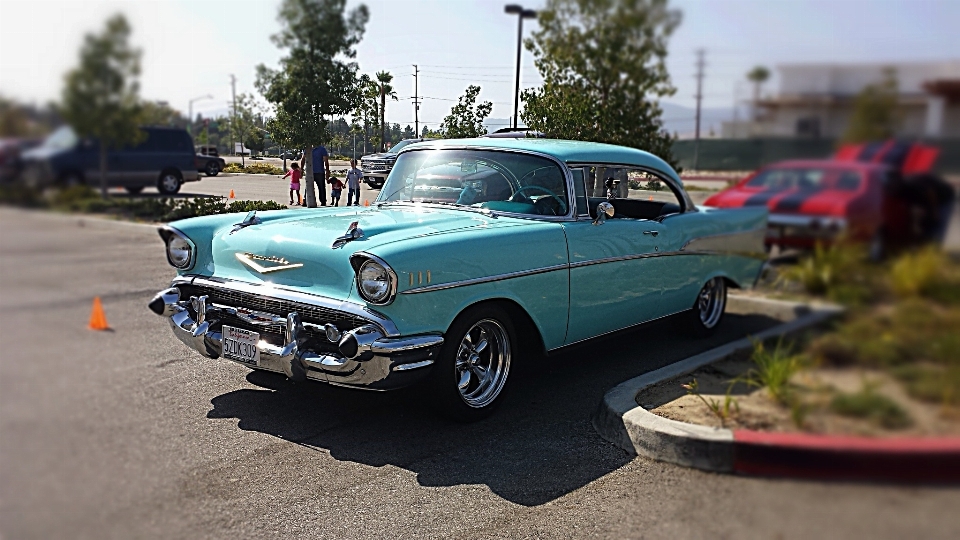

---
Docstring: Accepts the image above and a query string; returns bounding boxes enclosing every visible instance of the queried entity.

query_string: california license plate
[222,325,260,366]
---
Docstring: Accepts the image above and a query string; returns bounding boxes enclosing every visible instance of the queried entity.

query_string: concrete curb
[593,295,960,482]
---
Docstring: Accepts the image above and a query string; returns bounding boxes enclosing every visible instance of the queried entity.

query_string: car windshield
[746,167,862,191]
[387,139,417,154]
[40,126,78,151]
[377,149,570,216]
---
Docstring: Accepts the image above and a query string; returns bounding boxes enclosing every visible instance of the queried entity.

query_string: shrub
[776,241,877,304]
[221,163,284,175]
[830,383,912,429]
[890,247,960,305]
[742,338,803,405]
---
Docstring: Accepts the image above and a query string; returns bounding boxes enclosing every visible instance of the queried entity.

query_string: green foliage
[0,184,47,207]
[60,14,144,198]
[681,378,738,428]
[140,100,186,127]
[776,241,875,304]
[742,338,803,405]
[222,163,284,175]
[890,246,960,304]
[520,0,681,169]
[830,383,912,429]
[842,68,899,144]
[375,71,398,152]
[440,85,492,139]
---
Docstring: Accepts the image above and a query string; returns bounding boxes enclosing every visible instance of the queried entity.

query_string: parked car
[148,138,767,420]
[703,141,953,259]
[0,137,42,184]
[195,153,225,177]
[360,138,433,189]
[21,126,199,194]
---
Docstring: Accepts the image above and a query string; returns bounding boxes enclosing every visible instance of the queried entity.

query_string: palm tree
[746,66,770,121]
[375,71,398,151]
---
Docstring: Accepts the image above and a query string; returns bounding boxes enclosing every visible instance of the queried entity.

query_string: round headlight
[166,234,193,269]
[358,259,393,304]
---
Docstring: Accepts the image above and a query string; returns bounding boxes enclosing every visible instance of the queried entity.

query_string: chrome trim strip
[377,145,578,222]
[568,250,700,269]
[235,252,304,274]
[392,359,435,371]
[767,213,847,229]
[400,263,569,295]
[173,275,401,337]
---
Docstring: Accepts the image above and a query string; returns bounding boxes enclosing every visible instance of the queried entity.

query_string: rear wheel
[205,162,220,176]
[688,277,727,337]
[157,170,182,195]
[429,304,515,422]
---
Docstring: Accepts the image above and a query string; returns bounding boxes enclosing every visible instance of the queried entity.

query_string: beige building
[723,60,960,139]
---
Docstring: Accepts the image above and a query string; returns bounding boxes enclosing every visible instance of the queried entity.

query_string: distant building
[722,60,960,139]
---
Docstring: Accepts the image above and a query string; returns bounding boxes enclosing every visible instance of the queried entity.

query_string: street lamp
[188,94,214,135]
[505,4,537,129]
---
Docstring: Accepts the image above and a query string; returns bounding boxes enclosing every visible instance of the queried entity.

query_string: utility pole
[693,49,705,171]
[505,5,537,130]
[412,64,421,137]
[230,74,245,167]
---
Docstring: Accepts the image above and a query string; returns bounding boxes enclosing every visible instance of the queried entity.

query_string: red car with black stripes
[703,141,952,259]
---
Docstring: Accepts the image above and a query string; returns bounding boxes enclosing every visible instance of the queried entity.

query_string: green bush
[890,247,960,305]
[776,241,876,304]
[830,384,912,429]
[743,338,804,405]
[0,185,48,207]
[221,163,284,175]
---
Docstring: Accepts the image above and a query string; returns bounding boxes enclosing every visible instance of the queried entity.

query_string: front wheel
[687,277,727,337]
[157,170,182,195]
[206,162,220,176]
[429,304,515,422]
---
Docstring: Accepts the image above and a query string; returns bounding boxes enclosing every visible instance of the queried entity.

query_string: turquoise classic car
[149,138,767,420]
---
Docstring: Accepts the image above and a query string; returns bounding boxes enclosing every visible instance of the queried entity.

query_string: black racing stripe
[743,190,781,207]
[772,187,825,212]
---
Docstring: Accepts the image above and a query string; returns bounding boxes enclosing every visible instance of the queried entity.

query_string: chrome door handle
[643,230,659,237]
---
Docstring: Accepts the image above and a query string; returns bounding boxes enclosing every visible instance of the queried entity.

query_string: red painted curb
[732,430,960,483]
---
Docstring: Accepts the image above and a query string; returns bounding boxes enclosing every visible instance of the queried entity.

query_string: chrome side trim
[767,213,847,230]
[400,263,569,295]
[568,250,699,269]
[680,227,767,258]
[173,275,400,337]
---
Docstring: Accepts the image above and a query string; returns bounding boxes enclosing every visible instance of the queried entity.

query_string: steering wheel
[508,185,568,215]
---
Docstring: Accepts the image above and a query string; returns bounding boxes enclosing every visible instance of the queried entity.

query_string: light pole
[505,4,536,130]
[188,94,213,138]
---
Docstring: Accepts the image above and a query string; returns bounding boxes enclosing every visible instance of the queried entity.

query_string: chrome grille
[362,160,390,172]
[176,284,370,331]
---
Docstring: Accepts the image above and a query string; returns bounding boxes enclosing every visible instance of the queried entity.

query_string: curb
[592,296,960,483]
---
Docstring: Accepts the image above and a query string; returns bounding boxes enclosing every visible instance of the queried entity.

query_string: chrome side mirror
[592,202,615,225]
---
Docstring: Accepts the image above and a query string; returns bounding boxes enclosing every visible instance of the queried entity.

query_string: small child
[346,159,363,206]
[330,176,345,206]
[283,163,302,205]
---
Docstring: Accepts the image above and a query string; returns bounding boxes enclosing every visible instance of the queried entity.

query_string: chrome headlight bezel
[158,226,196,270]
[350,253,398,306]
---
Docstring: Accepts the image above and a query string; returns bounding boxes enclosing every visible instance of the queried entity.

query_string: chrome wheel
[454,319,511,409]
[697,277,726,329]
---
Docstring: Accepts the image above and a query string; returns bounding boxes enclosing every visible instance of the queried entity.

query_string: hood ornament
[331,221,363,249]
[236,253,304,274]
[230,211,260,234]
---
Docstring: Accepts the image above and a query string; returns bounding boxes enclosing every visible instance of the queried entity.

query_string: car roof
[401,138,682,183]
[764,159,888,171]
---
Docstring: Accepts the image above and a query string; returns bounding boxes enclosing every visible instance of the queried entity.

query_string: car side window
[584,166,685,221]
[571,168,588,216]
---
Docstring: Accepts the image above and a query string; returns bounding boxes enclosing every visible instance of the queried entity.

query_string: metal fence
[672,138,960,174]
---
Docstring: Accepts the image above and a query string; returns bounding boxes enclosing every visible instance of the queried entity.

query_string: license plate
[222,325,260,366]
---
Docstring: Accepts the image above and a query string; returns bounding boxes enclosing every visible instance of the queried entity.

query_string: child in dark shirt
[330,176,345,206]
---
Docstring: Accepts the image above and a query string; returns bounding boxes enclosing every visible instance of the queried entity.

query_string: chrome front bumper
[149,286,442,390]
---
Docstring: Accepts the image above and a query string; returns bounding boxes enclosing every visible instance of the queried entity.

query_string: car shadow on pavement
[205,312,780,507]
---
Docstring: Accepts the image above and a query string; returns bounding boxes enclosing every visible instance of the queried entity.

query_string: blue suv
[22,126,200,194]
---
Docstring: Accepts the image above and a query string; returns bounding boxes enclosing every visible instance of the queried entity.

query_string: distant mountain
[658,102,736,139]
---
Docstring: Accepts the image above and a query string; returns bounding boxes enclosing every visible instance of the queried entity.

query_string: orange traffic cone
[364,200,370,206]
[88,296,110,331]
[229,189,235,199]
[648,195,654,201]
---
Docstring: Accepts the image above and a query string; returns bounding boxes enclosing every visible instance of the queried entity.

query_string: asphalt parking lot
[2,208,959,539]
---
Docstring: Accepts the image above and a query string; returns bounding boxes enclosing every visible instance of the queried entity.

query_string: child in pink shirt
[283,163,302,205]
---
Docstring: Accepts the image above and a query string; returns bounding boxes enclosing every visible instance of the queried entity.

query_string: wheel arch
[447,297,547,361]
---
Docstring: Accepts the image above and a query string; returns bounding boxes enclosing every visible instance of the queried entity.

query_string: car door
[561,166,671,344]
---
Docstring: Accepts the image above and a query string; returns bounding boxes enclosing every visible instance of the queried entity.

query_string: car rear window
[746,167,861,191]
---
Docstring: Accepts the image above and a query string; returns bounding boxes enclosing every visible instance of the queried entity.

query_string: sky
[1,0,958,133]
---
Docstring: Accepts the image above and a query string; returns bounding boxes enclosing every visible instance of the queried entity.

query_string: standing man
[345,158,363,206]
[301,144,331,206]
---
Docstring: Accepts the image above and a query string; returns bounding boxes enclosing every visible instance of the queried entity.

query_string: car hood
[203,206,519,300]
[706,187,854,216]
[361,153,397,161]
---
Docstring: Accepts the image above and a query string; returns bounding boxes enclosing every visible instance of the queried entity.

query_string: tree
[746,66,770,121]
[60,14,144,198]
[402,124,415,139]
[374,71,398,151]
[440,85,492,139]
[520,0,682,175]
[141,101,186,127]
[225,93,262,162]
[842,68,899,144]
[256,0,368,206]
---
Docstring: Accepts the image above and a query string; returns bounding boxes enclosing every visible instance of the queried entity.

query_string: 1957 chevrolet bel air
[149,138,767,421]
